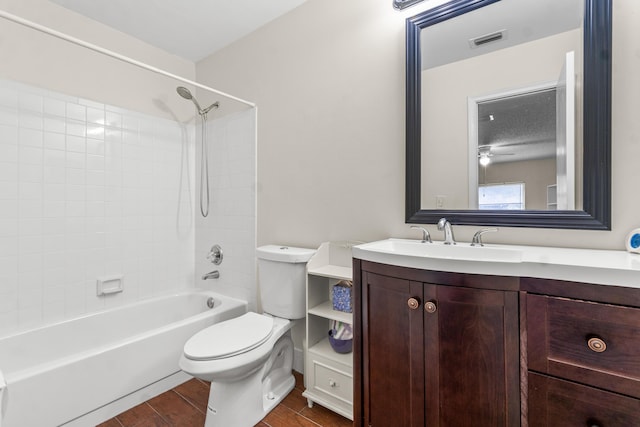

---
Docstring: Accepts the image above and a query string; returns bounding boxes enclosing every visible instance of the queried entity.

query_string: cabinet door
[362,272,424,427]
[424,285,520,427]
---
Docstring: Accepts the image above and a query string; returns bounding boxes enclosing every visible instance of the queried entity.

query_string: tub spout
[202,270,220,280]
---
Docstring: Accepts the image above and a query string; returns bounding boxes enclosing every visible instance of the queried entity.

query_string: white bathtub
[0,289,247,427]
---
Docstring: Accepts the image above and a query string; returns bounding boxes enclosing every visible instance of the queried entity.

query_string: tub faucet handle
[207,245,223,265]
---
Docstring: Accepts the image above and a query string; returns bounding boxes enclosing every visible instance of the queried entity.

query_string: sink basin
[355,239,523,263]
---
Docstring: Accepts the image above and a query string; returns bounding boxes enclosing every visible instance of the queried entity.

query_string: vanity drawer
[527,294,640,398]
[528,372,640,427]
[311,360,353,404]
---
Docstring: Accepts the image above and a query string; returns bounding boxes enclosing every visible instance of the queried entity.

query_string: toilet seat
[184,312,274,361]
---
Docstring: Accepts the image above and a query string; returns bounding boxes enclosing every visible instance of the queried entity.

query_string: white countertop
[352,239,640,289]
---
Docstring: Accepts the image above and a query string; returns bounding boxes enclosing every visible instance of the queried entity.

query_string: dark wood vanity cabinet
[354,261,640,427]
[353,260,520,427]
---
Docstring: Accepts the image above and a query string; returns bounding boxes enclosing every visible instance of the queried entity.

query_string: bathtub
[0,289,247,427]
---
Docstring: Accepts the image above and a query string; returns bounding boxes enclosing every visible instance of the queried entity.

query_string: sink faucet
[437,218,456,245]
[410,226,432,243]
[202,270,220,280]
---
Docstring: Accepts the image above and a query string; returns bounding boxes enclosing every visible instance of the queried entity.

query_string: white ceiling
[49,0,308,62]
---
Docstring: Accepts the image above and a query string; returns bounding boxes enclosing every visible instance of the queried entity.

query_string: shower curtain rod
[0,9,256,108]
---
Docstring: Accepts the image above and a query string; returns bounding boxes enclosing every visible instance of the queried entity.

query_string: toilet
[179,245,316,427]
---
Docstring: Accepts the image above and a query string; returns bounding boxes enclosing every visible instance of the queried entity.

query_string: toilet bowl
[180,245,316,427]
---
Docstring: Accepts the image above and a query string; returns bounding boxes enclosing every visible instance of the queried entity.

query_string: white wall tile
[195,109,257,310]
[0,79,204,336]
[19,113,43,131]
[44,98,66,117]
[66,103,86,122]
[0,219,18,237]
[0,124,18,144]
[19,164,43,183]
[0,162,18,182]
[66,135,85,153]
[43,166,66,184]
[66,121,86,137]
[0,108,18,127]
[19,128,43,147]
[44,131,65,150]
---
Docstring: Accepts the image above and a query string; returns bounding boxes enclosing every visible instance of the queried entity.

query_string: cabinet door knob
[424,301,437,314]
[407,297,420,310]
[587,336,607,353]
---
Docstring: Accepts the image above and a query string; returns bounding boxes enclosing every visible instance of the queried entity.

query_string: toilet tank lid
[256,245,316,263]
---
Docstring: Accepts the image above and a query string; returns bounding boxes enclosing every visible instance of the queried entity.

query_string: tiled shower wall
[195,108,257,311]
[0,79,195,336]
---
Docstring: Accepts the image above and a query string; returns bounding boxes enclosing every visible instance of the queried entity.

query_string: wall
[197,0,640,251]
[196,0,407,248]
[194,108,258,311]
[0,0,199,336]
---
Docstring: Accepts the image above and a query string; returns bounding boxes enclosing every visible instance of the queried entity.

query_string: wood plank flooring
[98,372,352,427]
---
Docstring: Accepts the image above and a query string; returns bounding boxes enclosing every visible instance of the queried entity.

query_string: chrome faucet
[471,228,498,247]
[437,218,456,245]
[410,226,432,243]
[202,270,220,280]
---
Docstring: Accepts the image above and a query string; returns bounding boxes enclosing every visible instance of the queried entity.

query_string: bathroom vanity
[351,239,640,426]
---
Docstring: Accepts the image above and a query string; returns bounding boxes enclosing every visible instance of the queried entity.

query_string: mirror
[405,0,611,229]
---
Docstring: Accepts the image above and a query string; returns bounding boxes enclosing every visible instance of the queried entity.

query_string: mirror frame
[405,0,611,229]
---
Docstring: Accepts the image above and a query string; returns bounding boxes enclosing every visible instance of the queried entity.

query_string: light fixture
[393,0,425,10]
[479,153,491,167]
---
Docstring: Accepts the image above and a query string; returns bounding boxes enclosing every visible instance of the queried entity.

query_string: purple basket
[328,329,352,354]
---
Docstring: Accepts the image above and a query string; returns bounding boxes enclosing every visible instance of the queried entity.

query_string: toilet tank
[257,245,316,319]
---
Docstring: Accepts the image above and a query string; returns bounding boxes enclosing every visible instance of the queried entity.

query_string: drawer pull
[587,418,602,427]
[407,297,420,310]
[424,301,437,314]
[329,379,337,388]
[587,337,607,353]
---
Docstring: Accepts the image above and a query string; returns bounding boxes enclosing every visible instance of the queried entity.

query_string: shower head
[176,86,193,100]
[177,86,203,113]
[176,86,219,116]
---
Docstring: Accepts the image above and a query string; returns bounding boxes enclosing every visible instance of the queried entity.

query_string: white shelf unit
[303,241,356,421]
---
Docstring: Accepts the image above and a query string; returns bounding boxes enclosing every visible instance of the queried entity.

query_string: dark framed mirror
[405,0,611,229]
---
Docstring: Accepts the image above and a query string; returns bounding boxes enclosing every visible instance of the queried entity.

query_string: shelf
[305,241,356,419]
[309,337,353,367]
[308,301,352,324]
[308,265,352,280]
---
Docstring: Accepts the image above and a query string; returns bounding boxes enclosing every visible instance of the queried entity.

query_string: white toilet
[179,245,316,427]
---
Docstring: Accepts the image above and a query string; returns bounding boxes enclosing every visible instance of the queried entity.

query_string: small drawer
[312,360,353,404]
[527,294,640,398]
[528,372,640,427]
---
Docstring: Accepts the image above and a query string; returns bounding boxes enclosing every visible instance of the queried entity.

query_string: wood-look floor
[98,372,352,427]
